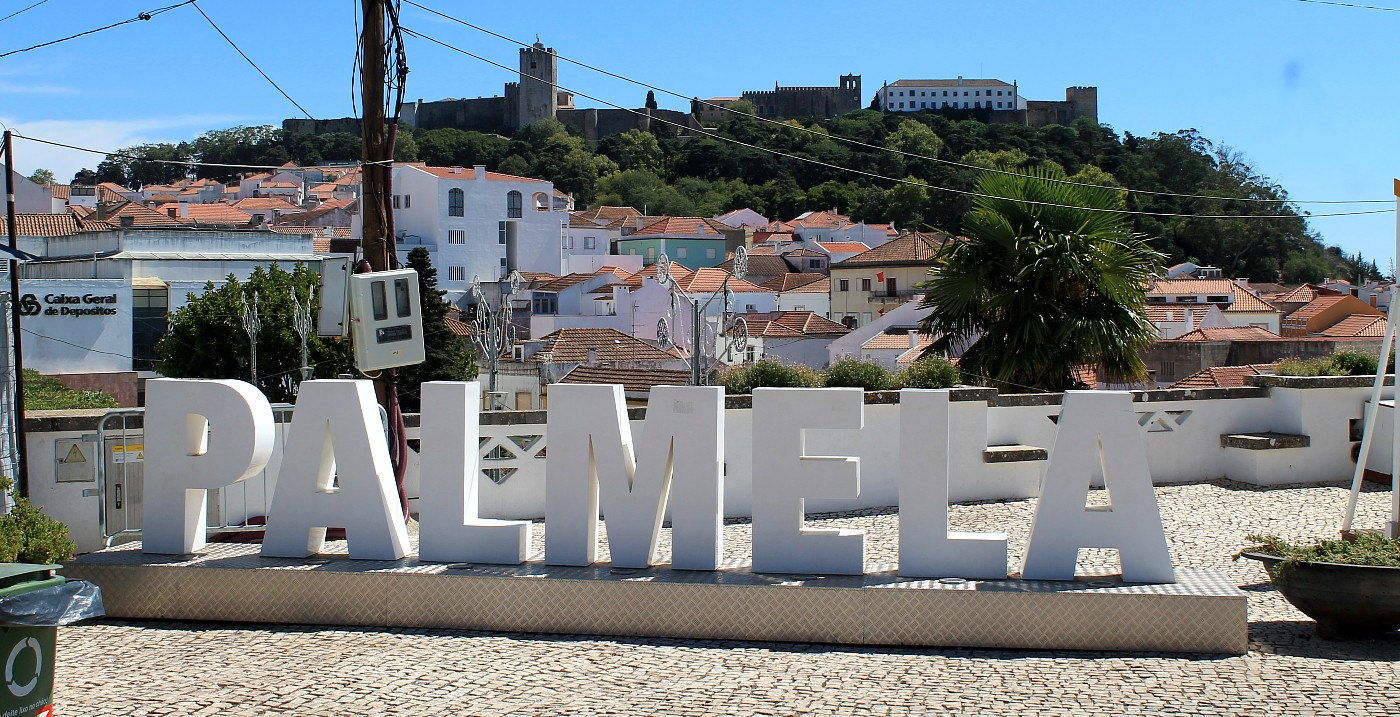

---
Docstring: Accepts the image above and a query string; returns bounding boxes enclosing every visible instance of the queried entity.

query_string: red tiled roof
[559,365,692,393]
[0,213,85,238]
[1146,305,1209,328]
[630,216,733,237]
[409,164,549,183]
[1319,314,1387,337]
[815,241,872,254]
[791,210,852,228]
[833,231,949,267]
[671,268,767,294]
[863,332,931,350]
[156,203,251,225]
[1175,326,1283,341]
[531,328,677,363]
[1169,364,1275,389]
[761,273,829,293]
[717,254,793,278]
[443,316,474,338]
[232,197,302,212]
[535,272,605,293]
[1284,295,1349,323]
[743,311,850,337]
[1271,283,1341,304]
[105,202,188,228]
[1146,278,1276,313]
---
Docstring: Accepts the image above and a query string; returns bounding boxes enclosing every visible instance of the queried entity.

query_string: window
[507,191,523,218]
[500,257,508,275]
[706,247,717,259]
[997,102,1003,108]
[842,314,858,328]
[498,221,507,244]
[808,259,821,269]
[677,247,688,258]
[997,90,1004,96]
[448,266,466,281]
[839,279,849,292]
[862,312,872,325]
[975,90,980,96]
[404,194,410,209]
[745,304,757,312]
[132,288,169,371]
[448,230,465,244]
[448,188,464,216]
[583,236,596,250]
[532,293,558,314]
[942,90,948,96]
[562,235,574,249]
[533,192,549,211]
[392,195,401,209]
[976,102,982,108]
[647,247,657,260]
[898,91,904,96]
[963,91,969,96]
[1206,295,1229,303]
[861,278,872,291]
[898,102,904,109]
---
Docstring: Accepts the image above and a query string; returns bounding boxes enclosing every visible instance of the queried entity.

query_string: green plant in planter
[1241,532,1400,571]
[1239,532,1400,638]
[0,477,76,564]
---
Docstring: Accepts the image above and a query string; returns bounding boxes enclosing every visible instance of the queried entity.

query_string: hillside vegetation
[82,108,1380,284]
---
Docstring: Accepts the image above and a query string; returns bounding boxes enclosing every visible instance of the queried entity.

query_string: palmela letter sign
[140,379,1176,583]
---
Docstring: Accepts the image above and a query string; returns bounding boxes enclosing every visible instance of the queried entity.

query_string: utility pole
[361,0,389,274]
[2,131,29,498]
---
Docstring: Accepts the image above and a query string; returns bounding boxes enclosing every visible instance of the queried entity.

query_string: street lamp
[654,247,750,386]
[469,271,524,405]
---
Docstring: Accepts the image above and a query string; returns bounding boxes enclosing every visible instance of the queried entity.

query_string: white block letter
[1021,391,1175,583]
[261,380,411,560]
[143,379,274,555]
[751,387,865,575]
[545,384,724,570]
[418,381,531,564]
[899,389,1007,579]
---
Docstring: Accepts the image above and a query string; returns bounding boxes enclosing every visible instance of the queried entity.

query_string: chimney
[178,202,189,219]
[908,330,919,349]
[473,165,486,180]
[1184,308,1194,328]
[1371,295,1378,308]
[586,348,598,365]
[1234,277,1248,288]
[166,207,177,218]
[450,166,464,174]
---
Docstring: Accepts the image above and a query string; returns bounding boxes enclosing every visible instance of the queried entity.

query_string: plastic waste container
[0,564,104,717]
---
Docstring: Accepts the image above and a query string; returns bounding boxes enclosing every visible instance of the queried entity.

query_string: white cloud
[0,81,79,95]
[0,114,247,181]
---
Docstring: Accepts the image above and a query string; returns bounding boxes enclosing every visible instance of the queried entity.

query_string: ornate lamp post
[654,246,750,386]
[469,271,524,404]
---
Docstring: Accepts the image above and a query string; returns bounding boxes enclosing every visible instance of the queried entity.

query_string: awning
[131,277,168,289]
[0,245,39,262]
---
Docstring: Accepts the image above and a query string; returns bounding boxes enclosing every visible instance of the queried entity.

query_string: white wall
[19,279,132,373]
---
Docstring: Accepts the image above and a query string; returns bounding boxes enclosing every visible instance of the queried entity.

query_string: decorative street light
[469,271,524,404]
[654,246,750,386]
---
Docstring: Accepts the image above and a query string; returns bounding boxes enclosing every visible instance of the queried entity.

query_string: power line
[400,0,1393,207]
[190,1,316,120]
[12,132,361,172]
[0,1,194,60]
[401,27,1393,222]
[0,0,50,25]
[1292,0,1400,10]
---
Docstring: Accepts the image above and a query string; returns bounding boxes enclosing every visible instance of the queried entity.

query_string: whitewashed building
[882,77,1025,111]
[390,164,569,302]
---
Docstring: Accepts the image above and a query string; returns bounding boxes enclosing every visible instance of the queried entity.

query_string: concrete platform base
[65,543,1248,654]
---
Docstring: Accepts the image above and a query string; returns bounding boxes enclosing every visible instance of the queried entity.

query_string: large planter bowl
[1243,552,1400,639]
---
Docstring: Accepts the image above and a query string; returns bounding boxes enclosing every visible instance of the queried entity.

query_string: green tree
[26,169,55,185]
[887,120,945,178]
[157,263,353,403]
[394,248,477,412]
[918,169,1163,391]
[71,168,97,185]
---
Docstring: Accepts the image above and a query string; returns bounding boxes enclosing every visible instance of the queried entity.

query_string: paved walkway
[56,480,1400,716]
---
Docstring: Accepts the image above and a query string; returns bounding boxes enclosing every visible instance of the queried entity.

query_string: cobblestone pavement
[55,480,1400,716]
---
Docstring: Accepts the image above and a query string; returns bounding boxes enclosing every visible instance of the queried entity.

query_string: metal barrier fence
[95,404,388,548]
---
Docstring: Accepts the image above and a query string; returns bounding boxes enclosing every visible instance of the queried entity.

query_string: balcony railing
[868,289,925,302]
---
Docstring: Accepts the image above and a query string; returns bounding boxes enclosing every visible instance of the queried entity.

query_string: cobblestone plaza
[55,480,1400,716]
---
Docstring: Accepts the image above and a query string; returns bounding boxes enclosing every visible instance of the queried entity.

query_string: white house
[882,77,1025,112]
[390,163,569,302]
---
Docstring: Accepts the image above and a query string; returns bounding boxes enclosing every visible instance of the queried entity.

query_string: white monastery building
[881,78,1025,111]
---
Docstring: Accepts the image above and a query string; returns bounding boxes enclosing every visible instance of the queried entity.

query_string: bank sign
[17,293,118,318]
[141,380,1176,583]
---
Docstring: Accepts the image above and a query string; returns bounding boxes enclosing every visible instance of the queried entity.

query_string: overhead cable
[400,0,1392,206]
[0,0,50,25]
[0,1,194,59]
[401,27,1392,221]
[191,1,316,120]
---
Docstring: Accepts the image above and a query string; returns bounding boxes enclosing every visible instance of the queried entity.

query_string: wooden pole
[2,131,29,498]
[360,0,388,274]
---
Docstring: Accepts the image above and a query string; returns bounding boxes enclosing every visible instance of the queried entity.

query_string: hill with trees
[79,107,1381,284]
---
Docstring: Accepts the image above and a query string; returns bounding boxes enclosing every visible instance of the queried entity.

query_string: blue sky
[1,0,1396,273]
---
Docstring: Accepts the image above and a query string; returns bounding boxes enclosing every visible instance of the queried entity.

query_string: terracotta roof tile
[105,201,188,228]
[890,78,1013,88]
[815,241,872,254]
[761,273,829,293]
[672,268,767,294]
[531,328,677,363]
[534,272,605,293]
[231,197,302,212]
[832,231,949,267]
[1174,326,1282,341]
[1319,314,1387,337]
[1145,278,1276,313]
[1146,305,1209,328]
[408,164,549,183]
[559,365,692,393]
[863,332,931,350]
[717,254,793,278]
[155,203,252,225]
[1283,295,1349,322]
[1169,364,1275,389]
[0,213,85,238]
[743,311,850,337]
[630,216,733,237]
[791,210,852,228]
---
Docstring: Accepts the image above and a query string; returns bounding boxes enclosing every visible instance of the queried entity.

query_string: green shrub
[720,360,819,394]
[1275,350,1394,378]
[896,356,960,389]
[22,370,118,411]
[1241,532,1400,573]
[823,358,894,391]
[0,477,76,564]
[1274,356,1331,377]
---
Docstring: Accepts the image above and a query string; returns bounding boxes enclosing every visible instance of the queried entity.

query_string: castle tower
[517,41,558,129]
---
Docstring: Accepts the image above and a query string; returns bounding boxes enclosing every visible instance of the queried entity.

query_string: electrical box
[348,268,426,371]
[317,256,351,337]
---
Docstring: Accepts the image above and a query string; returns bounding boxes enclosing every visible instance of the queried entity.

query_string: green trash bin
[0,564,66,717]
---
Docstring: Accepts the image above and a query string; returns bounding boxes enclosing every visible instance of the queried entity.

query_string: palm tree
[918,169,1163,392]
